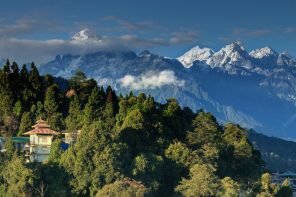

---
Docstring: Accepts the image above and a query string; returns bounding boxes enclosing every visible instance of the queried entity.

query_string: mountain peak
[139,50,158,58]
[249,47,278,59]
[72,28,96,41]
[177,45,214,68]
[223,41,246,53]
[277,51,296,67]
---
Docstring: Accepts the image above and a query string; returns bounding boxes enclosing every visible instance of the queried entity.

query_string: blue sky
[0,0,295,63]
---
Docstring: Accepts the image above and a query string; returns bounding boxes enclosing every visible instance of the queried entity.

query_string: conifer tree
[175,163,219,196]
[18,112,32,136]
[10,62,21,99]
[187,111,222,148]
[2,154,35,196]
[48,139,64,163]
[3,59,10,75]
[96,178,151,197]
[218,177,240,197]
[83,87,104,124]
[29,62,42,101]
[44,85,59,122]
[66,96,82,132]
[4,137,15,159]
[13,100,22,118]
[20,64,31,107]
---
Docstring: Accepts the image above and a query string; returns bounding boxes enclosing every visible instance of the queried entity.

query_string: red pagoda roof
[23,119,59,136]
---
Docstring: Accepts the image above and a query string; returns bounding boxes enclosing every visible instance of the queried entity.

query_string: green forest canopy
[0,60,293,197]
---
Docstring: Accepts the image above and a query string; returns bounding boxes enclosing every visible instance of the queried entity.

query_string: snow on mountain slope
[178,41,257,74]
[249,47,278,59]
[71,28,98,41]
[177,46,214,68]
[205,41,255,74]
[39,40,296,139]
[277,51,296,67]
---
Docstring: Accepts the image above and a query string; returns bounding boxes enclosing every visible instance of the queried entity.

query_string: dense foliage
[0,61,292,196]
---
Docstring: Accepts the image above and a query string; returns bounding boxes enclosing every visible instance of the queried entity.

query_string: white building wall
[29,135,53,162]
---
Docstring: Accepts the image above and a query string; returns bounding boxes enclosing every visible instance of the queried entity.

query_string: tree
[218,177,240,197]
[18,112,32,136]
[48,139,64,163]
[132,153,165,192]
[256,173,277,197]
[223,123,252,158]
[35,181,47,197]
[200,143,219,166]
[3,59,10,75]
[96,178,152,197]
[20,64,31,107]
[163,98,180,117]
[29,62,42,102]
[0,90,13,120]
[65,96,82,132]
[165,141,200,168]
[69,70,87,88]
[162,99,185,139]
[83,87,104,124]
[222,123,263,182]
[13,100,22,117]
[44,85,59,121]
[187,111,222,147]
[36,164,70,197]
[68,70,98,104]
[10,62,21,99]
[275,179,293,197]
[3,137,15,159]
[48,112,64,131]
[60,121,131,196]
[2,154,35,196]
[106,86,118,113]
[175,163,219,197]
[119,108,150,153]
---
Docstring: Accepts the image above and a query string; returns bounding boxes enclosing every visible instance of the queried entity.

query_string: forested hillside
[249,131,296,172]
[0,60,292,196]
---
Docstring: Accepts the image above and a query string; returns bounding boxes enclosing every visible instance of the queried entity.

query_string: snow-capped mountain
[249,46,278,59]
[39,40,296,139]
[177,46,214,68]
[207,41,255,75]
[277,51,296,67]
[71,28,98,41]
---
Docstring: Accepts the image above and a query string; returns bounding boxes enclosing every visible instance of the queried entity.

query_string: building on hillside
[23,119,59,162]
[0,137,30,153]
[271,171,296,194]
[62,130,81,144]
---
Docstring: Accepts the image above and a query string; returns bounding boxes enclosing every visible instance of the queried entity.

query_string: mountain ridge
[37,41,296,139]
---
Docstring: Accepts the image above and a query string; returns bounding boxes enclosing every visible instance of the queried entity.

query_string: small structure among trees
[23,119,59,162]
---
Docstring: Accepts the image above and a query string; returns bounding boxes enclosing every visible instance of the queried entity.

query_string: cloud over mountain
[0,27,199,64]
[119,70,185,90]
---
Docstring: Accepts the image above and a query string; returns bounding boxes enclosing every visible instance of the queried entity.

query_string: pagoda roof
[32,119,50,129]
[23,128,59,136]
[23,119,59,136]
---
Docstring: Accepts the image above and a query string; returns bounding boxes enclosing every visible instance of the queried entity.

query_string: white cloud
[119,70,185,90]
[0,17,201,64]
[0,35,170,64]
[232,28,271,37]
[170,30,200,44]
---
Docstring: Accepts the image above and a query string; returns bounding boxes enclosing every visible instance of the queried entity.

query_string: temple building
[23,119,59,162]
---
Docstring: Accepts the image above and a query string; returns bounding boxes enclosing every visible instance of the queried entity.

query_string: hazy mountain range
[13,29,296,140]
